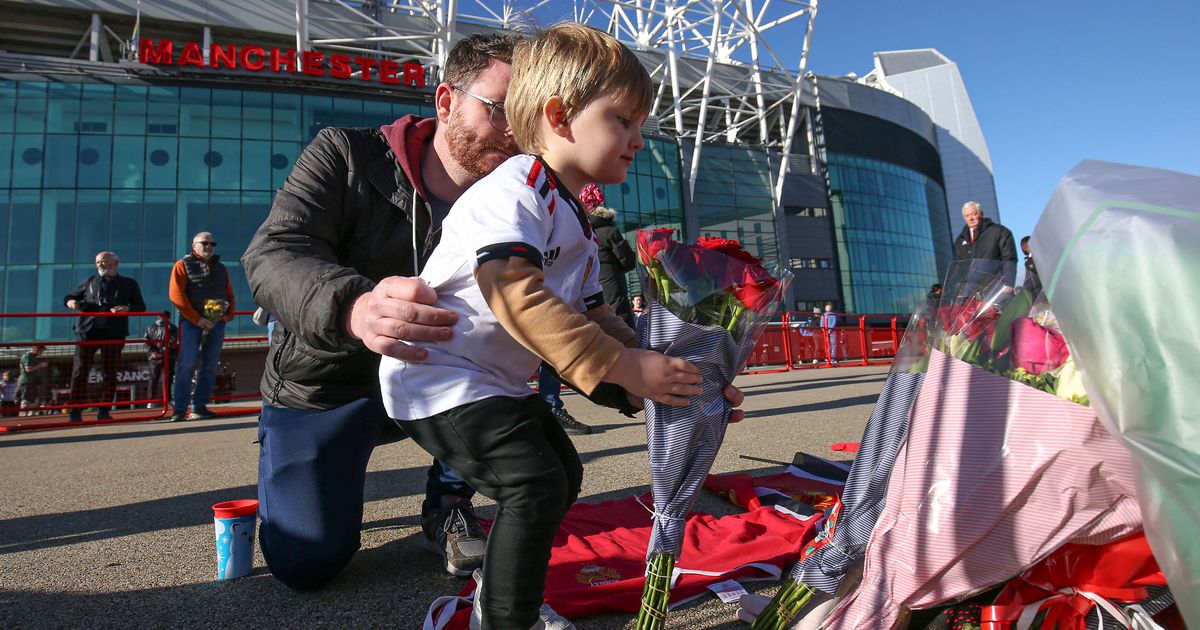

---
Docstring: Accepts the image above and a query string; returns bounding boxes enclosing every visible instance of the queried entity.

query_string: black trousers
[70,334,124,409]
[402,395,583,630]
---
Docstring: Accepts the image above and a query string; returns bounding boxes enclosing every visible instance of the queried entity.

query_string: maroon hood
[380,114,437,201]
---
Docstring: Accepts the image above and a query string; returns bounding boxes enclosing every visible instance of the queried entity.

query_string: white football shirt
[380,154,605,420]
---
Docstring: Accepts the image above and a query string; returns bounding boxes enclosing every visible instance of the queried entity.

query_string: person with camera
[63,251,146,421]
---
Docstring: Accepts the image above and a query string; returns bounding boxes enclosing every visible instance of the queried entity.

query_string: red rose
[696,236,762,266]
[733,265,781,313]
[637,228,675,265]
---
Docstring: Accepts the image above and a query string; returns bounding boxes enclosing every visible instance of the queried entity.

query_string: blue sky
[535,1,1199,247]
[797,0,1200,244]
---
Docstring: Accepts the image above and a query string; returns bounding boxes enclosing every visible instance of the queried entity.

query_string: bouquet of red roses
[633,228,791,630]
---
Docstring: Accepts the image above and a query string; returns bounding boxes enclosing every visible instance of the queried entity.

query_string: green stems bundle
[749,579,817,630]
[635,552,676,630]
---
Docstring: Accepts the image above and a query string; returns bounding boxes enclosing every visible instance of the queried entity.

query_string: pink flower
[1010,317,1070,374]
[579,184,605,211]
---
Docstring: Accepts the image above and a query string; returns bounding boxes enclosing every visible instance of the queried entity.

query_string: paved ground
[0,364,890,629]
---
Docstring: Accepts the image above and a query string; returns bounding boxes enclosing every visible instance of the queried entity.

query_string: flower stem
[750,579,816,630]
[635,552,676,630]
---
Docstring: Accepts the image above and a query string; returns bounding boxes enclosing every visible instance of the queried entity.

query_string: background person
[952,200,1018,287]
[169,232,235,422]
[582,183,638,327]
[0,371,18,417]
[63,251,146,422]
[17,344,49,416]
[144,312,179,408]
[821,302,839,365]
[1020,235,1043,295]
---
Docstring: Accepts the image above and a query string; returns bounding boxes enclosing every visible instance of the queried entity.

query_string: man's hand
[110,305,129,313]
[345,276,459,361]
[66,299,79,310]
[623,382,745,422]
[196,318,215,331]
[607,348,702,406]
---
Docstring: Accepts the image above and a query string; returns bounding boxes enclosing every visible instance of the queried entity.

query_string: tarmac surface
[0,363,890,629]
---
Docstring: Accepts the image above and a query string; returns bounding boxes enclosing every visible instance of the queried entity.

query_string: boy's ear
[543,96,573,140]
[434,82,455,124]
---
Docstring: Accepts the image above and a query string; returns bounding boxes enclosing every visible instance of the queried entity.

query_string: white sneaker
[469,569,576,630]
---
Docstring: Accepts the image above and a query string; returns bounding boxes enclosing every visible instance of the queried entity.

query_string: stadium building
[0,0,999,342]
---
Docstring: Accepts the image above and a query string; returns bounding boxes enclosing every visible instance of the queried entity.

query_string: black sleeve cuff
[542,362,639,418]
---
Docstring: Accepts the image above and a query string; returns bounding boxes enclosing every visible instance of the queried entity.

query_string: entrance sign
[139,39,426,87]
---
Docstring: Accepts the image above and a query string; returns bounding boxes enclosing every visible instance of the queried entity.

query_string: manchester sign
[138,39,427,87]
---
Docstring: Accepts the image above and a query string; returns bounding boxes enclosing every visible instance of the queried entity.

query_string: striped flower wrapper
[820,349,1141,630]
[633,229,791,630]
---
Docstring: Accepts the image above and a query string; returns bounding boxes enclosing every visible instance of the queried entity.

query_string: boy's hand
[345,276,459,361]
[624,383,746,422]
[607,348,702,406]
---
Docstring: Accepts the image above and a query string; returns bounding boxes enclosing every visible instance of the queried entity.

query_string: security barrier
[0,311,266,433]
[3,309,903,433]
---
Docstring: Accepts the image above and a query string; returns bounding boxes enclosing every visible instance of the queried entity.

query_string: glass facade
[595,137,686,298]
[687,142,779,261]
[0,78,691,341]
[827,152,947,315]
[0,79,433,341]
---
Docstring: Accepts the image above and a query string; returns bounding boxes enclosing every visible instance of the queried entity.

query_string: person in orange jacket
[168,232,235,421]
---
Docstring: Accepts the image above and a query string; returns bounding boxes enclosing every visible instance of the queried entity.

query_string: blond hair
[507,22,652,154]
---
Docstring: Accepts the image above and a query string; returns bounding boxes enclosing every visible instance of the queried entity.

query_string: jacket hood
[380,114,437,201]
[588,206,617,222]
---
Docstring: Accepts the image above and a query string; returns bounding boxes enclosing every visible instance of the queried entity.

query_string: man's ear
[543,96,572,140]
[434,82,455,124]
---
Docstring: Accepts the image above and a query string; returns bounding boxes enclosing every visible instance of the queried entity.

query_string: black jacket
[952,218,1017,264]
[242,123,434,411]
[63,274,146,339]
[588,207,636,323]
[952,218,1018,286]
[244,118,639,416]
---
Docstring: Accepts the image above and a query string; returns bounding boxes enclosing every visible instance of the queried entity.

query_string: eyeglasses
[195,241,217,247]
[453,86,509,133]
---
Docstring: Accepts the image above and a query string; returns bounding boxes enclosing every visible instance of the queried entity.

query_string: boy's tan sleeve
[475,258,625,394]
[584,304,638,348]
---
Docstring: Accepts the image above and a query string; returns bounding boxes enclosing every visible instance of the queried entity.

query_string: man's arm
[241,128,453,358]
[223,274,236,322]
[169,261,202,325]
[127,279,147,313]
[64,278,89,310]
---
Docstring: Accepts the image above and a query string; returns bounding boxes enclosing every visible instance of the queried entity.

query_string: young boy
[380,23,702,629]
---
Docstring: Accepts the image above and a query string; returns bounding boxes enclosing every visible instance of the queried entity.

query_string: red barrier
[0,311,265,433]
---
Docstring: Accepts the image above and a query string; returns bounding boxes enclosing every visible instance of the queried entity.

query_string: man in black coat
[63,251,146,421]
[952,201,1018,286]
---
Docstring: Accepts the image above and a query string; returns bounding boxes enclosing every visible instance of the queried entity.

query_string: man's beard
[445,108,517,184]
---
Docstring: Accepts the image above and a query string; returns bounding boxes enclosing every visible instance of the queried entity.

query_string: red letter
[301,50,325,76]
[329,54,352,79]
[139,39,174,65]
[270,48,296,73]
[353,57,377,81]
[402,63,426,88]
[211,44,237,69]
[379,60,400,85]
[179,42,205,67]
[241,46,266,71]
